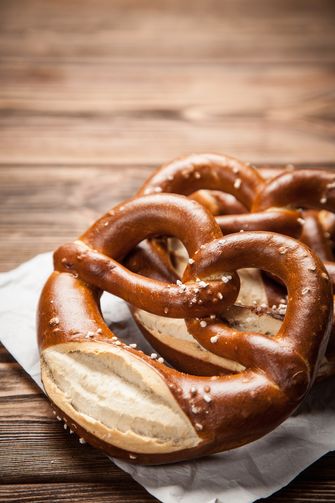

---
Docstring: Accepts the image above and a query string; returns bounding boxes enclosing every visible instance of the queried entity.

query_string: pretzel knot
[38,192,332,465]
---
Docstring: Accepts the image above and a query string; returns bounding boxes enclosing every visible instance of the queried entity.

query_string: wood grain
[1,162,335,271]
[0,484,154,503]
[1,0,335,501]
[0,0,334,63]
[0,61,335,164]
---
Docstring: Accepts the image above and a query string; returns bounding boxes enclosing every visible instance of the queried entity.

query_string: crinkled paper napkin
[1,252,335,503]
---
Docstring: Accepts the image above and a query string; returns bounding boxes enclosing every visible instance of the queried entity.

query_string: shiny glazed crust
[37,155,333,465]
[136,156,335,373]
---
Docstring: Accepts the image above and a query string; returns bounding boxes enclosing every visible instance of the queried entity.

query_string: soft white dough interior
[139,239,279,373]
[135,306,282,373]
[167,238,268,306]
[135,309,245,372]
[224,305,282,335]
[41,341,200,453]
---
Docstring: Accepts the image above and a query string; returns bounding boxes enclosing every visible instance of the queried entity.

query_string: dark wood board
[1,1,335,501]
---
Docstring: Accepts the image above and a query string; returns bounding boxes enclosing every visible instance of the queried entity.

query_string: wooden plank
[0,164,151,270]
[0,483,155,503]
[0,410,139,486]
[0,61,335,164]
[1,163,335,271]
[0,344,16,363]
[1,61,334,115]
[2,480,335,503]
[0,0,334,63]
[0,362,39,397]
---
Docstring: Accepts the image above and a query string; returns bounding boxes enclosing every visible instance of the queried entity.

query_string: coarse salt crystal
[199,281,208,288]
[49,317,60,326]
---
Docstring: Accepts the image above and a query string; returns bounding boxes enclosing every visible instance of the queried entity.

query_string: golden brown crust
[137,153,264,210]
[189,190,246,216]
[300,210,334,262]
[134,158,335,385]
[253,169,335,213]
[38,156,334,465]
[216,209,303,238]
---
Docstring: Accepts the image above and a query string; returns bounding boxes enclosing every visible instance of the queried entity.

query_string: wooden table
[1,1,335,501]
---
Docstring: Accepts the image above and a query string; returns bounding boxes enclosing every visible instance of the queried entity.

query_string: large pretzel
[38,188,332,465]
[133,158,335,380]
[134,154,300,361]
[135,153,303,345]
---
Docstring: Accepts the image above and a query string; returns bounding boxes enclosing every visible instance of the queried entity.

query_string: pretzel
[138,153,264,208]
[133,154,303,369]
[300,210,333,262]
[128,241,286,377]
[253,169,335,212]
[189,190,246,215]
[138,153,304,239]
[130,232,334,382]
[38,188,332,465]
[133,158,335,381]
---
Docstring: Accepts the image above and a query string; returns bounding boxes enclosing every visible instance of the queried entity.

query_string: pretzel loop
[37,160,334,465]
[138,153,264,210]
[138,153,304,239]
[53,194,240,318]
[253,169,335,213]
[134,159,335,383]
[183,232,333,397]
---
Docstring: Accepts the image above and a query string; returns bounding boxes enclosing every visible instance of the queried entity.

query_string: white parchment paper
[1,252,335,503]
